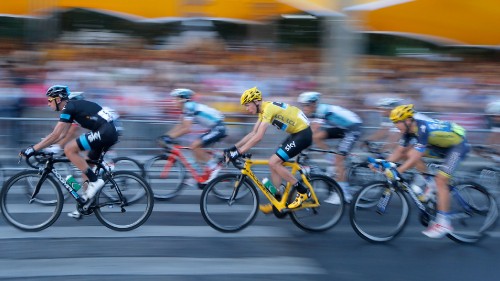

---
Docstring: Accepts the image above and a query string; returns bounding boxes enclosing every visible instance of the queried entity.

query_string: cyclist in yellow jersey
[385,104,470,238]
[224,87,313,213]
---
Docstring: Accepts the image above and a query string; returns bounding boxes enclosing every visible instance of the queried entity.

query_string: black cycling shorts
[76,122,119,160]
[201,123,227,146]
[323,125,362,156]
[275,127,313,162]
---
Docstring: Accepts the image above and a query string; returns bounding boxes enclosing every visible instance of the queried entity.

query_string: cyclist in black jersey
[20,85,119,205]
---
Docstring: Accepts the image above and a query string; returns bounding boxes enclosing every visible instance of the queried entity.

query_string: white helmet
[298,91,321,104]
[376,98,404,109]
[485,100,500,114]
[68,91,85,100]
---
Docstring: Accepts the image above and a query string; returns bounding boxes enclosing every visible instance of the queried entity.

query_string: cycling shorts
[323,124,362,156]
[200,123,227,146]
[424,141,470,178]
[275,127,313,162]
[76,122,119,161]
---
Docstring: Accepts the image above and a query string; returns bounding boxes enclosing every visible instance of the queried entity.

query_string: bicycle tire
[94,171,154,231]
[349,181,410,243]
[1,170,64,231]
[446,182,498,244]
[200,173,259,233]
[289,174,345,232]
[144,155,186,200]
[113,157,146,178]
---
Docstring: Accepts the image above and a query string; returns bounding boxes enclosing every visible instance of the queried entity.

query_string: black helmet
[46,85,70,99]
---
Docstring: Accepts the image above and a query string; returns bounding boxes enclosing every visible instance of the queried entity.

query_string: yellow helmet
[240,87,262,105]
[390,104,415,123]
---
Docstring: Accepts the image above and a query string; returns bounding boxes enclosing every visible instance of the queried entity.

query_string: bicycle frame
[29,154,113,210]
[31,158,86,204]
[230,158,320,212]
[381,171,480,222]
[161,144,214,183]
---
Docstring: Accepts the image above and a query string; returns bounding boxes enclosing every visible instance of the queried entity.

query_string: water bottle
[262,177,277,196]
[411,184,425,202]
[411,174,426,202]
[65,175,81,191]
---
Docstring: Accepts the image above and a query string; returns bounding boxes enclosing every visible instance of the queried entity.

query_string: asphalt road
[1,187,499,281]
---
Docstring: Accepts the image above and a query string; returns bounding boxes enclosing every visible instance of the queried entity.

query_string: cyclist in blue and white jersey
[387,104,469,238]
[159,88,226,183]
[297,91,363,204]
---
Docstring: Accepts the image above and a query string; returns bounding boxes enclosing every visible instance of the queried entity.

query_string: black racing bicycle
[0,151,154,232]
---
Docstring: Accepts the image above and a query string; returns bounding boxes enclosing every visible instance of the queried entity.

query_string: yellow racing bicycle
[199,152,345,232]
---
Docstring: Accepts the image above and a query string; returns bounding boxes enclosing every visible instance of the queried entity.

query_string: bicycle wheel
[1,170,64,231]
[350,181,410,243]
[113,157,145,177]
[144,155,186,200]
[94,171,154,231]
[200,173,259,233]
[446,182,498,243]
[289,174,345,232]
[346,163,385,187]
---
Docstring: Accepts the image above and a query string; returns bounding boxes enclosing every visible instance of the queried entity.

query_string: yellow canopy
[0,0,375,21]
[345,0,500,47]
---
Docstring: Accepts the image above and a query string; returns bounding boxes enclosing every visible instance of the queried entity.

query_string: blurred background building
[1,0,499,155]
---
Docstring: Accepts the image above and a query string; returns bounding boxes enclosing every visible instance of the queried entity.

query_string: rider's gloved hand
[20,145,36,158]
[224,146,240,161]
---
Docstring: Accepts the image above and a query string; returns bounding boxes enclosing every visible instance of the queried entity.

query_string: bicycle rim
[350,182,409,243]
[145,155,186,200]
[447,182,499,243]
[289,174,345,232]
[94,171,154,231]
[1,171,63,231]
[113,157,145,177]
[200,174,258,233]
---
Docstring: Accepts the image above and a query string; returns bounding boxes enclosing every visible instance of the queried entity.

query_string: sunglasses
[47,97,57,102]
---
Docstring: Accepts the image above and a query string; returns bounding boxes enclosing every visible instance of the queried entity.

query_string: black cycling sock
[294,181,307,194]
[85,168,98,182]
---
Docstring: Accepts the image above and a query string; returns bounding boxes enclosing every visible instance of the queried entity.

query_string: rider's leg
[423,143,469,238]
[64,140,95,182]
[191,139,209,162]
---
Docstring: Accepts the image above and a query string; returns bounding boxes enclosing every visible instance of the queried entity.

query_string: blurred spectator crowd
[0,37,498,131]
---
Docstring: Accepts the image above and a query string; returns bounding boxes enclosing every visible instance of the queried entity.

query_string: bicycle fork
[227,174,246,205]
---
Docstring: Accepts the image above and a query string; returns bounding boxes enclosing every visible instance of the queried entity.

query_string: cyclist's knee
[269,155,283,168]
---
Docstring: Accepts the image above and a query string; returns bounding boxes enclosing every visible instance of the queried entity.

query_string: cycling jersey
[259,101,310,134]
[60,100,119,159]
[312,104,362,129]
[60,100,112,131]
[410,119,466,153]
[183,101,224,128]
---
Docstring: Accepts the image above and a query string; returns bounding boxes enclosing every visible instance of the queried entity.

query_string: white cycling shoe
[84,179,105,200]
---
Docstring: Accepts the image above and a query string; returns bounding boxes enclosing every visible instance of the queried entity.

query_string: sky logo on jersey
[88,131,101,143]
[284,141,296,151]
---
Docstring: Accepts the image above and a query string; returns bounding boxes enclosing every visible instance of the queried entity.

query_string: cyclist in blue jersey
[297,91,363,204]
[158,88,227,183]
[20,85,120,206]
[386,104,469,238]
